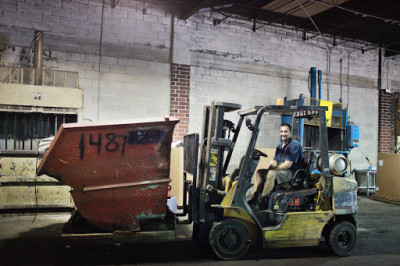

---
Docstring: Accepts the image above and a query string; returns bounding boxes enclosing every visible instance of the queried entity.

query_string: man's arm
[275,160,293,170]
[268,160,278,169]
[276,142,300,170]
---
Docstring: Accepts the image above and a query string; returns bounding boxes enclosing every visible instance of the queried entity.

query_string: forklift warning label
[209,148,219,167]
[210,167,217,181]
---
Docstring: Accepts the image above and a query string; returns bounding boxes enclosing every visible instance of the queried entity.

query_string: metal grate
[183,133,199,175]
[0,111,77,151]
[0,66,79,88]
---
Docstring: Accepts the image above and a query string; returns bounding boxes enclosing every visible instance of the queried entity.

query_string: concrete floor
[1,196,399,265]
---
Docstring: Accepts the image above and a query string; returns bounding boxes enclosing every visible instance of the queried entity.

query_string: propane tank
[316,153,349,176]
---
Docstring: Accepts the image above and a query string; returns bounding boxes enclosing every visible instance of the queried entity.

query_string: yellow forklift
[38,100,357,261]
[179,101,358,260]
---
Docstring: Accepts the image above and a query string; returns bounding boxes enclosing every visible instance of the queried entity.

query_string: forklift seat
[276,151,316,191]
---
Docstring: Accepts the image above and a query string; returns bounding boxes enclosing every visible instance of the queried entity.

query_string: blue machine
[346,124,360,148]
[282,67,359,155]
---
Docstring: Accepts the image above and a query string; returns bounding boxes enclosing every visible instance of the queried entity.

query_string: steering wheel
[253,149,268,158]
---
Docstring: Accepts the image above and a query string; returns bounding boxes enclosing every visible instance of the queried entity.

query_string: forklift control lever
[246,118,255,131]
[223,120,236,133]
[206,184,227,197]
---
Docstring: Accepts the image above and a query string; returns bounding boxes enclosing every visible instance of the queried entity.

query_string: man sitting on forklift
[250,123,304,209]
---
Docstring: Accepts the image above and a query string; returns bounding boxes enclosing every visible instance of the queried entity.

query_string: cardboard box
[375,153,400,202]
[245,148,275,199]
[169,147,184,206]
[169,147,277,206]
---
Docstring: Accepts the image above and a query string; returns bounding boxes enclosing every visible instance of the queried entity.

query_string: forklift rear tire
[328,221,357,257]
[209,218,251,260]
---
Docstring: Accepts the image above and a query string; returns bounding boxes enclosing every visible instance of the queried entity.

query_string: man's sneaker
[248,192,261,210]
[259,195,269,210]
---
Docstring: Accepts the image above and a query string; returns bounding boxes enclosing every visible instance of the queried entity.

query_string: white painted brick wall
[1,0,400,172]
[188,13,400,171]
[0,0,176,123]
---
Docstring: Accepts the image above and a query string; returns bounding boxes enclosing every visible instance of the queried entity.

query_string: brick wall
[170,63,190,141]
[188,12,387,169]
[378,90,396,153]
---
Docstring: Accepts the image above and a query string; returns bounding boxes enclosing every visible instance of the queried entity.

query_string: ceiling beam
[178,0,210,20]
[111,0,121,9]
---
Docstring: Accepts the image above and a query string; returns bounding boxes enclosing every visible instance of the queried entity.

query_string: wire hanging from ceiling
[311,0,400,25]
[97,0,106,121]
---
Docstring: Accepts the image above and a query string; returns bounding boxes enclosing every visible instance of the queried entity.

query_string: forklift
[179,101,358,260]
[40,100,357,260]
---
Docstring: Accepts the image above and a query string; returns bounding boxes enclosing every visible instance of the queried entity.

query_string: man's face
[280,125,291,142]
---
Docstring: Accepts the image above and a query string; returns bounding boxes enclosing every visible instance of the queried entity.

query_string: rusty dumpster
[37,117,179,232]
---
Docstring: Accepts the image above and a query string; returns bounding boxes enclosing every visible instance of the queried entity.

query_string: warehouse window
[0,112,77,151]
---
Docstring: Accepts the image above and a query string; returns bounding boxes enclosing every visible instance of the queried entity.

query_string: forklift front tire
[328,221,357,257]
[209,218,251,260]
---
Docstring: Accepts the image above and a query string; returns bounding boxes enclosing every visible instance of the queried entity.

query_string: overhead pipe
[310,67,322,101]
[97,0,106,121]
[295,0,331,100]
[34,30,44,85]
[310,67,317,99]
[387,56,390,92]
[378,47,382,90]
[347,51,350,107]
[318,69,322,100]
[169,14,175,66]
[327,48,331,100]
[339,58,342,102]
[341,47,361,107]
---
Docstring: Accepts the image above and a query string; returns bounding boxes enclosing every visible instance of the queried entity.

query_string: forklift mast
[181,102,242,241]
[198,102,242,225]
[199,102,242,190]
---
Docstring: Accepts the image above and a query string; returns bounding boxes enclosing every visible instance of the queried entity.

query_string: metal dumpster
[37,117,179,232]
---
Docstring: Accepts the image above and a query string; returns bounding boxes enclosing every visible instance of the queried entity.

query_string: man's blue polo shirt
[273,138,304,175]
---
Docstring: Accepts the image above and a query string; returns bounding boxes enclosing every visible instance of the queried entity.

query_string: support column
[170,63,190,142]
[378,90,396,153]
